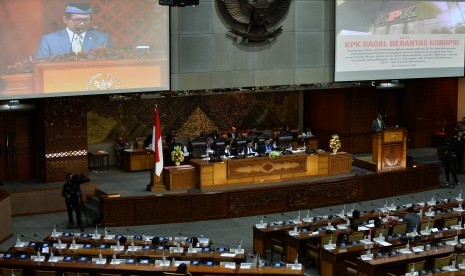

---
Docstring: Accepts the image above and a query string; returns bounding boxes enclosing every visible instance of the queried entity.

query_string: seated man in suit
[258,137,275,155]
[372,114,386,133]
[36,3,110,58]
[222,144,235,157]
[240,141,257,156]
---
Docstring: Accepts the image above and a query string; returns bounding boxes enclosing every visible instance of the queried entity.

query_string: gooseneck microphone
[281,213,293,220]
[311,209,324,217]
[264,215,281,222]
[411,195,422,204]
[396,198,408,206]
[358,201,369,212]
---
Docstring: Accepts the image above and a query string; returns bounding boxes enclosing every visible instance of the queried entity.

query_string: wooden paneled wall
[303,78,458,153]
[43,98,88,182]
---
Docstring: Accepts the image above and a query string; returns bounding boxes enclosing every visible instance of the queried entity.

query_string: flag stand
[147,169,166,192]
[148,105,166,193]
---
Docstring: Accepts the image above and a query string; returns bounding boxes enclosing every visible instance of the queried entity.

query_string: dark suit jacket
[240,146,256,155]
[372,119,386,133]
[36,28,110,58]
[258,143,274,154]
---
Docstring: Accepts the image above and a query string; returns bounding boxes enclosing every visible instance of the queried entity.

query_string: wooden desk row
[0,257,304,276]
[1,231,305,276]
[319,228,462,276]
[253,198,465,272]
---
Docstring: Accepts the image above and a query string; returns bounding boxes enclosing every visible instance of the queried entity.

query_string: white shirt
[67,28,86,43]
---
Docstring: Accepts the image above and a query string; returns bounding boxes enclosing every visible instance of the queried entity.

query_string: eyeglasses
[68,18,91,24]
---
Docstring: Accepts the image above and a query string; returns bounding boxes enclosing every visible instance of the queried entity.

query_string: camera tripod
[78,191,90,228]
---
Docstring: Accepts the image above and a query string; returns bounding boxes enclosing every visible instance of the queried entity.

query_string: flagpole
[147,105,166,192]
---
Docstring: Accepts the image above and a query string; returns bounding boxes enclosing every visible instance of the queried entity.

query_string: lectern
[372,128,407,172]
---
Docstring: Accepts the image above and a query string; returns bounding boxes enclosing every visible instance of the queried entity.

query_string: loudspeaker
[159,0,199,6]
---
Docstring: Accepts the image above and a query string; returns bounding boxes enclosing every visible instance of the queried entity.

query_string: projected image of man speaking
[36,2,110,59]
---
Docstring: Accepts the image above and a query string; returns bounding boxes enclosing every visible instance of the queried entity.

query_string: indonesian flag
[152,105,163,176]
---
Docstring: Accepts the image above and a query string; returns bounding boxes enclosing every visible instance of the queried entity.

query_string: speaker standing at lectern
[372,114,386,133]
[36,3,110,59]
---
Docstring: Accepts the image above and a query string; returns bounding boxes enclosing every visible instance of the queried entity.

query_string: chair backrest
[65,273,89,276]
[407,260,426,272]
[35,270,57,276]
[373,227,389,238]
[320,235,336,246]
[457,253,465,265]
[433,255,452,269]
[348,231,365,242]
[162,273,188,276]
[190,140,207,158]
[392,223,407,235]
[420,220,435,231]
[444,217,459,228]
[135,137,146,149]
[1,269,22,276]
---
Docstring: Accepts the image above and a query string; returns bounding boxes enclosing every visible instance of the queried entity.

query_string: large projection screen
[0,0,169,100]
[335,1,465,82]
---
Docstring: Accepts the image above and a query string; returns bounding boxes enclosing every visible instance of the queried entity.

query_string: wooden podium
[372,128,407,172]
[1,58,167,95]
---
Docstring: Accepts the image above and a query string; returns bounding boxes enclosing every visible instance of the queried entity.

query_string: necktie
[72,34,83,53]
[378,120,382,129]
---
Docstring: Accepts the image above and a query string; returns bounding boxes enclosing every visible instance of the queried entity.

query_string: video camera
[71,174,90,186]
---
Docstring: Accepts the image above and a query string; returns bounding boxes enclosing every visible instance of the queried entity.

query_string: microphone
[281,213,294,225]
[369,203,379,212]
[310,209,325,218]
[328,208,337,219]
[21,234,39,241]
[264,215,281,222]
[358,201,369,211]
[281,213,294,220]
[435,193,445,204]
[211,242,230,251]
[126,228,143,240]
[396,198,408,206]
[411,195,422,204]
[178,232,200,247]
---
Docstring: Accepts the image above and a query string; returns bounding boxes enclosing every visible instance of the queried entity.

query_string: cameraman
[62,173,83,230]
[444,136,460,187]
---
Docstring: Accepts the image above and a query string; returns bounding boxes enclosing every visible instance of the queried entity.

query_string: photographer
[62,173,84,230]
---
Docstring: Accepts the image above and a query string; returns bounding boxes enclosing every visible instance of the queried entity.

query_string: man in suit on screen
[36,3,110,59]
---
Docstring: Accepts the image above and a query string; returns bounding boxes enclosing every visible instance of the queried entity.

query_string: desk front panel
[123,149,154,172]
[191,154,325,188]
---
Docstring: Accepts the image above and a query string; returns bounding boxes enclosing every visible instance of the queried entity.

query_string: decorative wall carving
[44,98,88,182]
[87,91,299,144]
[228,181,359,215]
[229,190,287,215]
